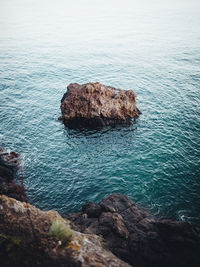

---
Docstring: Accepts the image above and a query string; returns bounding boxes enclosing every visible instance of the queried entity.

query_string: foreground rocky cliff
[0,151,129,266]
[0,195,130,267]
[0,193,200,267]
[60,82,141,128]
[1,150,200,267]
[68,194,200,267]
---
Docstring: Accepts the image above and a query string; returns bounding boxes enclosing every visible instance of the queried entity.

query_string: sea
[0,0,200,224]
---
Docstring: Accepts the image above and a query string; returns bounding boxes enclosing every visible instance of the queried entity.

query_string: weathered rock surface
[68,193,200,267]
[0,195,130,267]
[1,151,200,267]
[0,148,27,202]
[60,82,141,127]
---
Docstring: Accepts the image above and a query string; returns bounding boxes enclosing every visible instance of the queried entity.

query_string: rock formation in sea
[60,82,141,128]
[0,148,27,202]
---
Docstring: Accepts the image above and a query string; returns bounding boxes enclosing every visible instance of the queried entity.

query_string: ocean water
[0,0,200,223]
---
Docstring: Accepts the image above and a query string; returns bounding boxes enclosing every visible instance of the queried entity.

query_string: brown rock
[60,82,141,128]
[0,195,130,267]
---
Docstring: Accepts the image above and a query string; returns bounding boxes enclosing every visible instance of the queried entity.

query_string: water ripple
[0,0,200,224]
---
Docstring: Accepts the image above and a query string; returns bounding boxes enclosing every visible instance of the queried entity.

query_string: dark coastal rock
[0,148,27,202]
[82,201,102,218]
[1,190,200,267]
[1,149,199,267]
[68,193,200,267]
[0,195,130,267]
[60,82,141,128]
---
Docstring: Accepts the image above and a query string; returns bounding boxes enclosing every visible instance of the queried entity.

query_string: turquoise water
[0,0,200,223]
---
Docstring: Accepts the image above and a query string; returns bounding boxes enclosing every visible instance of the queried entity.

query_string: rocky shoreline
[0,149,200,267]
[0,148,27,202]
[68,194,200,267]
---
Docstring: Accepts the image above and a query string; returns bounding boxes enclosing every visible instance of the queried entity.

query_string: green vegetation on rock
[49,220,74,244]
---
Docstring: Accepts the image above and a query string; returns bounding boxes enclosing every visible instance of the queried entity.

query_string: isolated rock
[68,193,200,267]
[60,82,140,127]
[0,148,27,202]
[0,195,130,267]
